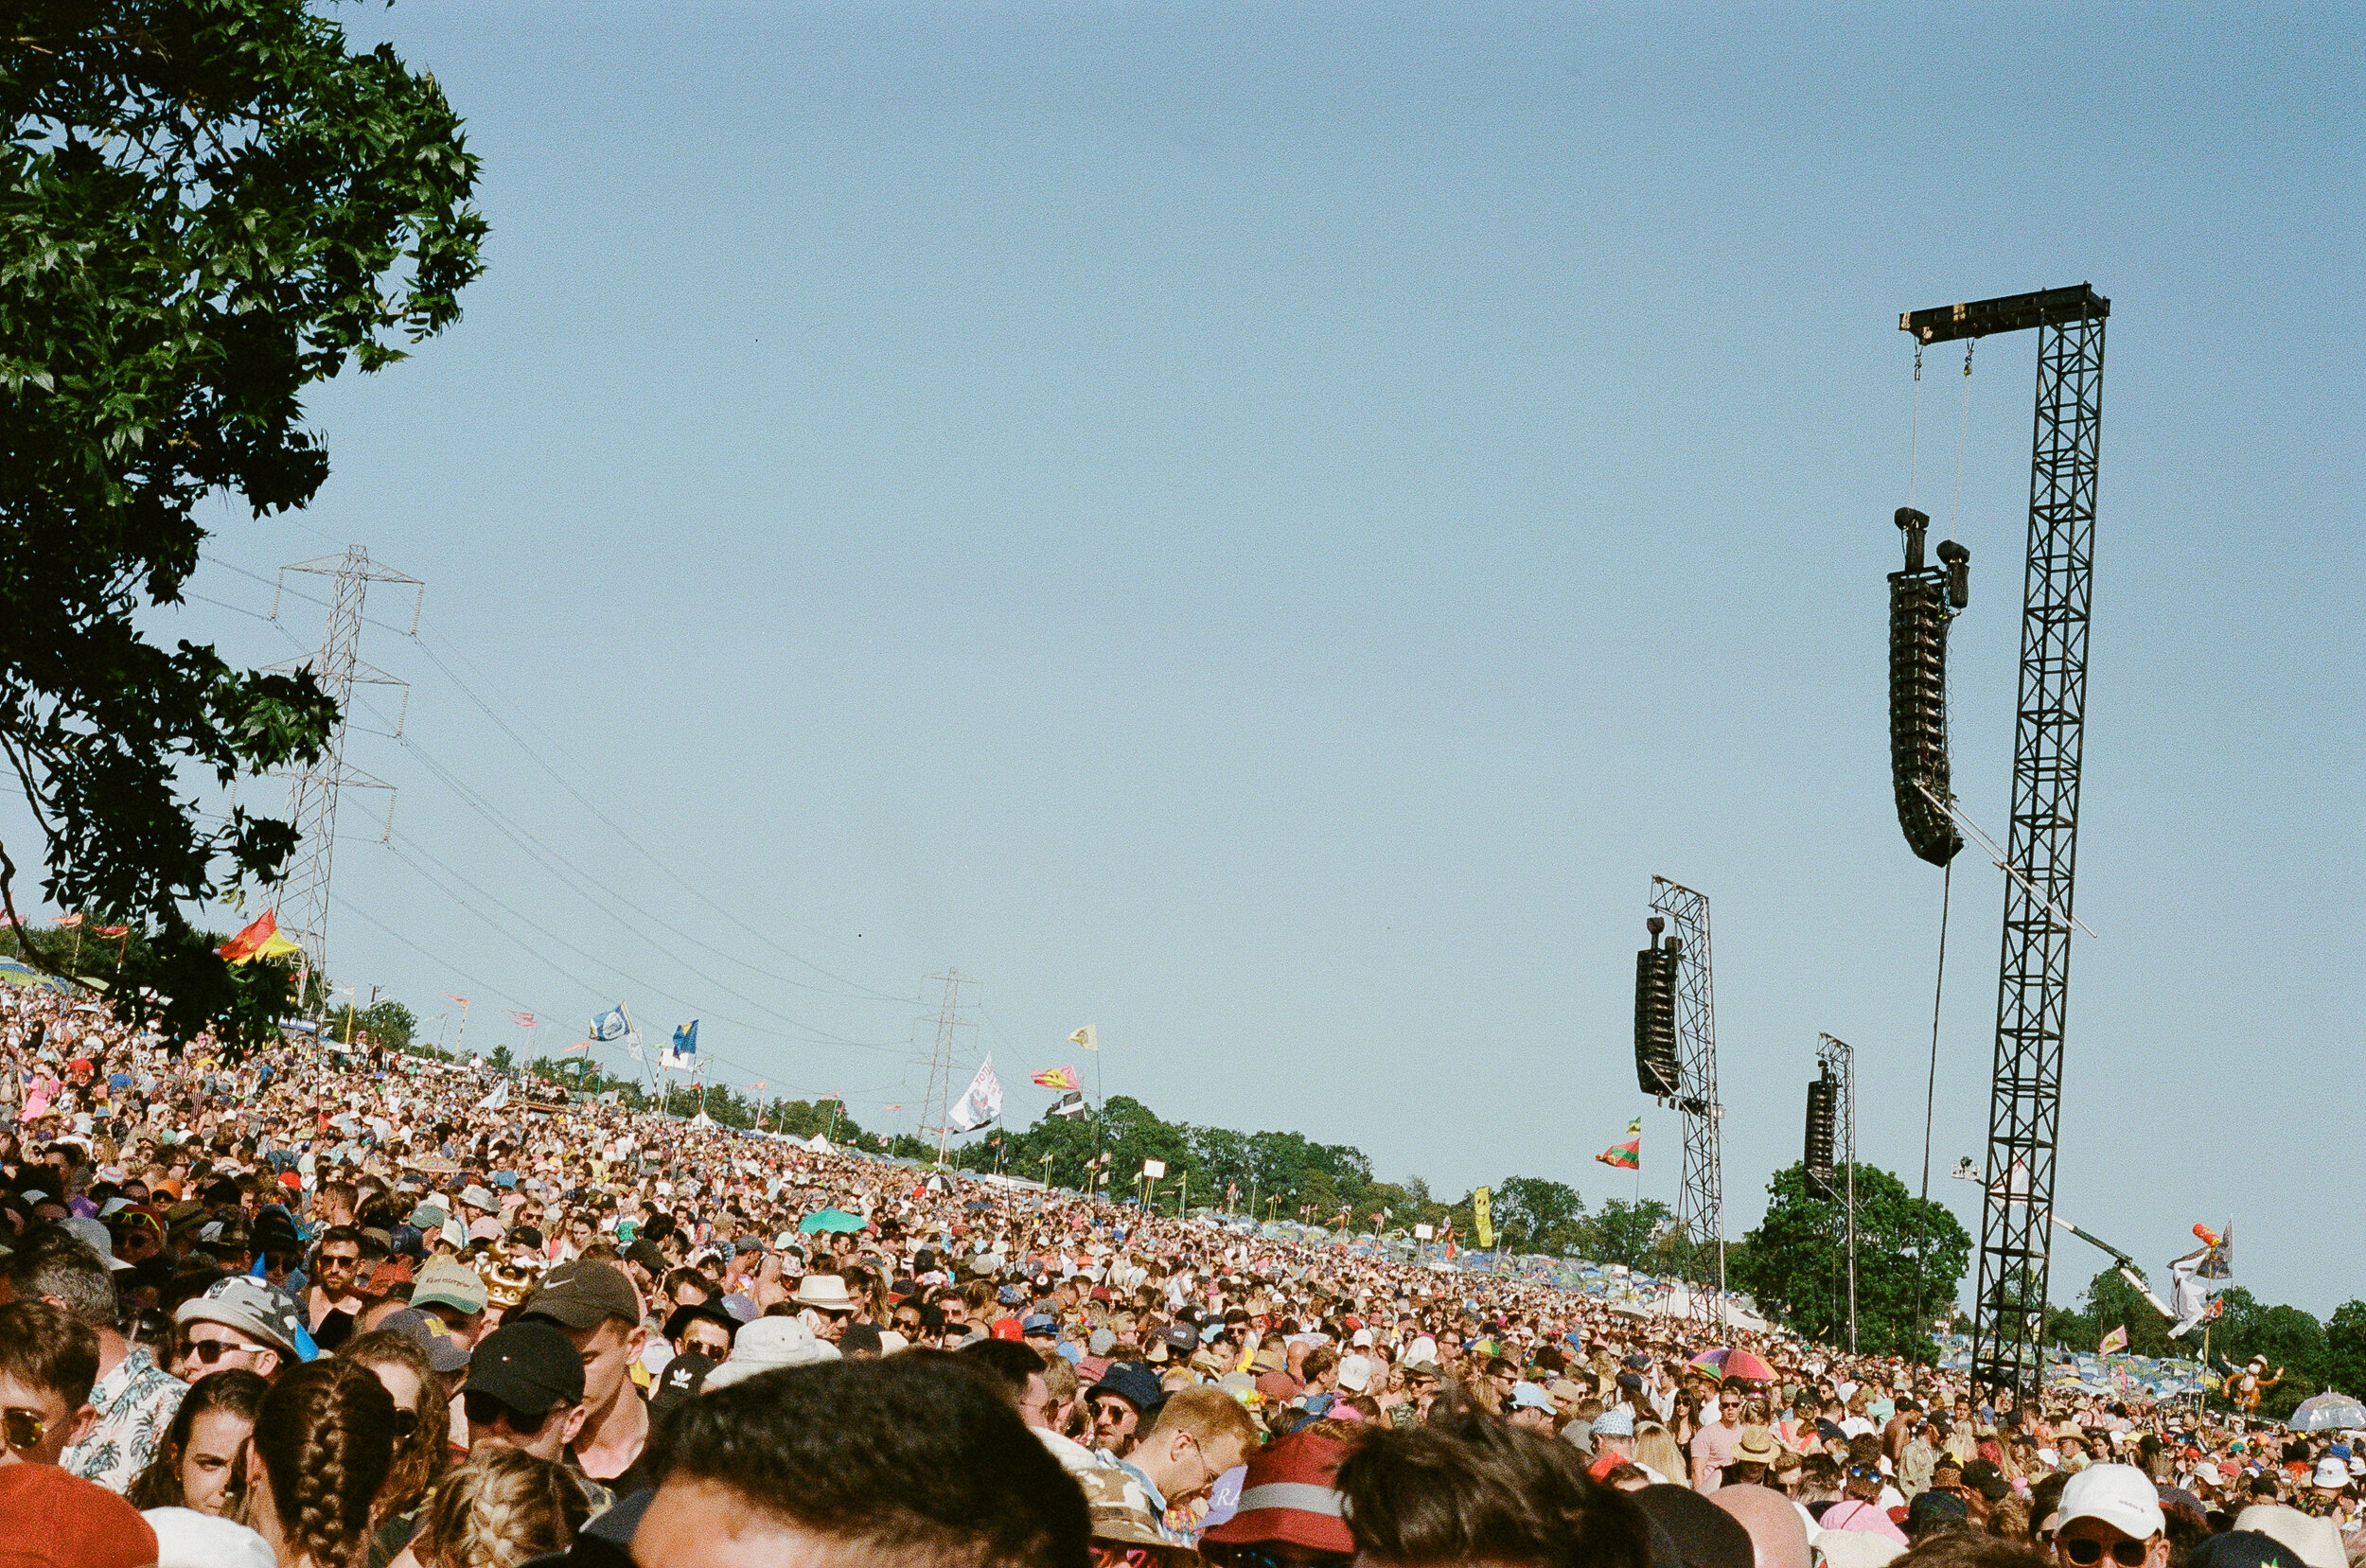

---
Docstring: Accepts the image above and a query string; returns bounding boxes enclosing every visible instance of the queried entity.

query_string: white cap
[1336,1354,1373,1393]
[2057,1463,2165,1540]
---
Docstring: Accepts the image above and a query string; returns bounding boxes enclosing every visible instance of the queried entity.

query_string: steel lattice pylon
[268,547,421,990]
[1903,286,2108,1397]
[1650,876,1724,1296]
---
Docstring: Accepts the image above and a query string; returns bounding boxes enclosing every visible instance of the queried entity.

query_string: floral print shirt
[63,1343,187,1494]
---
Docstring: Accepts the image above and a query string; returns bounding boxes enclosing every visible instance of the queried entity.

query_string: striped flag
[1596,1118,1642,1170]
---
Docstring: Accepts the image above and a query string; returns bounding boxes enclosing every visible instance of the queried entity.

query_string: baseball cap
[1594,1405,1636,1437]
[411,1258,489,1317]
[2058,1463,2166,1540]
[463,1321,584,1415]
[56,1216,132,1273]
[1510,1381,1554,1412]
[375,1308,473,1375]
[516,1259,639,1330]
[1021,1313,1058,1336]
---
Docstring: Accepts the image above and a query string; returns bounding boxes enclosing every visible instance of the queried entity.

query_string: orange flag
[218,909,299,963]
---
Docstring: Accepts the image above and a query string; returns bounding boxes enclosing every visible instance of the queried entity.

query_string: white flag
[625,1032,643,1063]
[1068,1025,1097,1052]
[948,1054,1003,1133]
[476,1079,510,1111]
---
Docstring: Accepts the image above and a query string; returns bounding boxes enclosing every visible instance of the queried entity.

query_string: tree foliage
[0,0,486,1043]
[1736,1162,1971,1359]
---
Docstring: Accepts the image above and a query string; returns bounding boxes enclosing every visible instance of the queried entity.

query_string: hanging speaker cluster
[1889,507,1969,866]
[1634,916,1682,1098]
[1804,1068,1838,1200]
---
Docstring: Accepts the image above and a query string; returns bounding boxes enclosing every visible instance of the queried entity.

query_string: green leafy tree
[1583,1197,1677,1269]
[2323,1300,2366,1400]
[1734,1163,1971,1359]
[486,1043,513,1073]
[1489,1176,1588,1256]
[2048,1266,2173,1359]
[0,0,485,1044]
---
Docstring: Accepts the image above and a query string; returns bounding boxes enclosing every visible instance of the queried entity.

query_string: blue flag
[592,1005,629,1043]
[666,1021,698,1072]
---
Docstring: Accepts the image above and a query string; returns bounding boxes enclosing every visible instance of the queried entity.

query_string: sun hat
[2058,1463,2167,1540]
[702,1315,839,1387]
[1199,1429,1354,1553]
[790,1274,855,1312]
[1735,1427,1782,1465]
[2312,1458,2348,1490]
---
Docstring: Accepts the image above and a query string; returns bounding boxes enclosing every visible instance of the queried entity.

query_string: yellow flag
[1473,1187,1494,1250]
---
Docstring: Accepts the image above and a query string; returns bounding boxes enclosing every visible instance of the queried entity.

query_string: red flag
[217,909,281,962]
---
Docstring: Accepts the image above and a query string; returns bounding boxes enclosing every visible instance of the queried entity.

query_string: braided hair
[415,1450,589,1568]
[253,1359,397,1568]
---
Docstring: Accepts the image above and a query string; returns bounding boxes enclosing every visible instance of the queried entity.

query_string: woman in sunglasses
[124,1369,267,1517]
[2052,1466,2169,1568]
[337,1330,451,1529]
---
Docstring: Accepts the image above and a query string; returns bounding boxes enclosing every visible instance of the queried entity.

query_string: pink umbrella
[1688,1347,1775,1383]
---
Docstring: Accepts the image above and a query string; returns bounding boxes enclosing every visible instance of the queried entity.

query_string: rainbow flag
[1032,1066,1080,1090]
[1597,1118,1642,1170]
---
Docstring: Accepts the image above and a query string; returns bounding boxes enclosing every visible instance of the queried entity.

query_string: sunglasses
[180,1339,267,1365]
[462,1391,552,1436]
[2061,1542,2147,1567]
[1,1406,49,1453]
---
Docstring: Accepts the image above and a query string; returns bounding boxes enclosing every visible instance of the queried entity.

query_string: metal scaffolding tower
[1815,1032,1859,1353]
[917,970,975,1163]
[267,548,422,990]
[1650,876,1724,1295]
[1901,284,2108,1396]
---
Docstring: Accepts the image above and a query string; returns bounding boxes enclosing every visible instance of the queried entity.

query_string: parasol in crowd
[2289,1393,2366,1433]
[1688,1347,1775,1383]
[798,1207,866,1234]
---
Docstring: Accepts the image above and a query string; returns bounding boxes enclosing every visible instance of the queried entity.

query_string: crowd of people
[3,981,2361,1568]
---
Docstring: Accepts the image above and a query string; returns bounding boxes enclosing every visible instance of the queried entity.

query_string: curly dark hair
[337,1329,451,1521]
[252,1359,398,1568]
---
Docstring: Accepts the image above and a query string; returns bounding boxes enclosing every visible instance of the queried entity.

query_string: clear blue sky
[39,6,2366,1313]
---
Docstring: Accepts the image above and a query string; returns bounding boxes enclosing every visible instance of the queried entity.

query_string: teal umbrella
[798,1207,866,1234]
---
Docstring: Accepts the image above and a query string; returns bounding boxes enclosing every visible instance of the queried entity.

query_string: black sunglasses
[180,1338,267,1365]
[462,1390,552,1436]
[2062,1542,2146,1567]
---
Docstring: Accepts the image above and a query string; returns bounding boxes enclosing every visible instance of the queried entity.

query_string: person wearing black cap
[515,1260,650,1493]
[662,1300,736,1365]
[464,1320,587,1464]
[1088,1362,1162,1461]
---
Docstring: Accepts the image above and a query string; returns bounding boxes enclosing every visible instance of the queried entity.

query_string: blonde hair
[1633,1422,1687,1488]
[1144,1385,1259,1453]
[415,1450,589,1568]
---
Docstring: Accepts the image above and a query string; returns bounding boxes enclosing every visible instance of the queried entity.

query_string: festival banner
[591,1005,630,1043]
[664,1021,699,1072]
[1068,1025,1098,1052]
[1597,1118,1642,1170]
[1032,1066,1080,1090]
[2099,1325,2129,1355]
[1473,1187,1494,1250]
